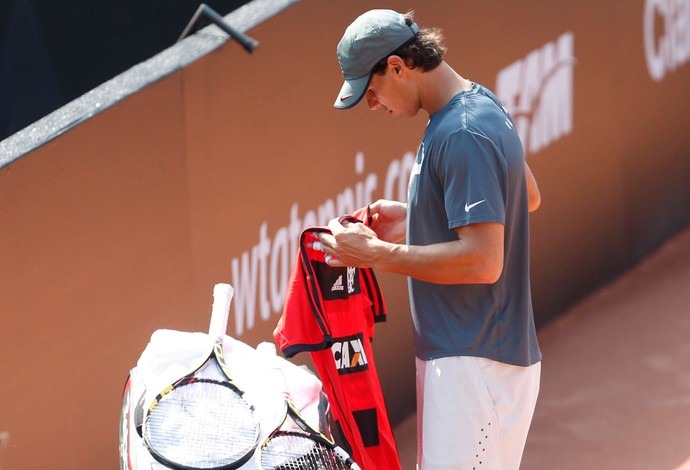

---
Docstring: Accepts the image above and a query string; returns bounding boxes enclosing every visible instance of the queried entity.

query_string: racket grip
[209,283,234,340]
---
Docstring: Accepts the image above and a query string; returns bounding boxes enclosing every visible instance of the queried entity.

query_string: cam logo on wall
[495,32,576,156]
[644,0,690,81]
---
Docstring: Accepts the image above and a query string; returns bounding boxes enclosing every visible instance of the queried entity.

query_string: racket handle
[209,283,234,341]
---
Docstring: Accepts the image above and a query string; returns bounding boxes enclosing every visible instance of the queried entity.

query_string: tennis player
[318,9,542,470]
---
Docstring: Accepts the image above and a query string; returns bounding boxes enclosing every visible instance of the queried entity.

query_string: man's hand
[316,218,383,268]
[369,199,407,243]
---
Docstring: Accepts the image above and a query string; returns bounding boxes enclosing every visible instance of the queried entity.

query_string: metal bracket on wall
[178,3,259,53]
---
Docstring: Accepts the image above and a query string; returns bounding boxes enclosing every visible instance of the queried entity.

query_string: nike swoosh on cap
[340,94,353,101]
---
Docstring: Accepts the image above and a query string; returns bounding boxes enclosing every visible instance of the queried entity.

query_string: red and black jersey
[273,207,401,470]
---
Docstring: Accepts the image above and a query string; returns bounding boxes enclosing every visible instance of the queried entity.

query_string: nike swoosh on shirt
[464,200,486,212]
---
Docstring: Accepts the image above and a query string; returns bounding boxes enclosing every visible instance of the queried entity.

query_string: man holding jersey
[317,9,542,470]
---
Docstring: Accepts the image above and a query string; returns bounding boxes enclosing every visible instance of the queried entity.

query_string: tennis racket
[256,398,360,470]
[143,283,260,470]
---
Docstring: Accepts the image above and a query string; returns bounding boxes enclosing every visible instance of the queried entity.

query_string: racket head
[143,377,260,470]
[256,400,359,470]
[142,283,259,469]
[256,430,357,470]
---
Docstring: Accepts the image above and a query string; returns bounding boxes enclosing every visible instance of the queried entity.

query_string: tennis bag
[119,288,328,470]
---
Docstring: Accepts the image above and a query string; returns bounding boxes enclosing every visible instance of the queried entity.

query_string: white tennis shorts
[416,356,541,470]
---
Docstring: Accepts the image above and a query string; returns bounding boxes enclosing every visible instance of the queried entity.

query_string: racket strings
[145,380,258,468]
[259,432,351,470]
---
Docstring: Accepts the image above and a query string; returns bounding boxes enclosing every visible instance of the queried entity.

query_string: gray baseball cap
[334,9,419,110]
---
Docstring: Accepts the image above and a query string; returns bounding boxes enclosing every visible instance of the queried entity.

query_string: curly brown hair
[371,11,447,75]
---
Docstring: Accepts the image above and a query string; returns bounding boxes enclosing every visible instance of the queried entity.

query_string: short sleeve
[435,130,507,229]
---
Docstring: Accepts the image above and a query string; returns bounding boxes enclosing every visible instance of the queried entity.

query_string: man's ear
[387,55,406,76]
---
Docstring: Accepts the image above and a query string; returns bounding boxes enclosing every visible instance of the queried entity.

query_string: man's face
[365,62,418,117]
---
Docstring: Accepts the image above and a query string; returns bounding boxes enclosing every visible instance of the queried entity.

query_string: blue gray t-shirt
[407,82,541,366]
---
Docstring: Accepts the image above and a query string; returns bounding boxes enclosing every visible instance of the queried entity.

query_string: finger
[311,241,325,251]
[325,254,345,267]
[328,218,346,235]
[317,233,336,248]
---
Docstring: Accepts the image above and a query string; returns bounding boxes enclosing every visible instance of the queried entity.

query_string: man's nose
[366,91,381,111]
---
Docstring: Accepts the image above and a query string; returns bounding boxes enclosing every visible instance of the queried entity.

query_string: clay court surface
[393,225,690,469]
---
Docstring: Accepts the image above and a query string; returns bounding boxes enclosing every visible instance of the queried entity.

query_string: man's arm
[525,162,541,212]
[319,220,504,285]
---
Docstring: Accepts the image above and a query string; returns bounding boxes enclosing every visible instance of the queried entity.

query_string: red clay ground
[394,225,690,469]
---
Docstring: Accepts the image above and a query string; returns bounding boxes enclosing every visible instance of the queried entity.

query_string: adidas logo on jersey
[315,263,361,300]
[331,275,344,292]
